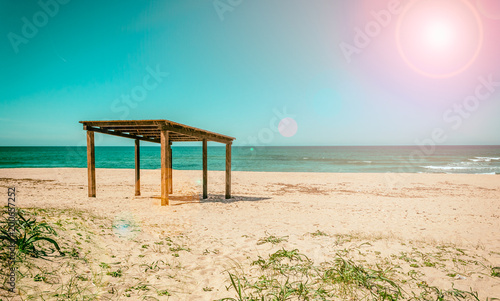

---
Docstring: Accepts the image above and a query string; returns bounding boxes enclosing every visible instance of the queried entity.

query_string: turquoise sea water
[0,146,499,174]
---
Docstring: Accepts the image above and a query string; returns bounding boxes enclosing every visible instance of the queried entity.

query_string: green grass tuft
[257,233,288,245]
[0,208,63,258]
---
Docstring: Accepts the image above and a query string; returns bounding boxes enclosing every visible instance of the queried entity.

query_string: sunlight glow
[424,20,456,51]
[396,0,483,78]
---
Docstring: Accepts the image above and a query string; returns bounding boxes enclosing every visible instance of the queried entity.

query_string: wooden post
[202,139,208,199]
[225,142,231,199]
[160,130,170,206]
[169,141,173,194]
[87,131,96,197]
[135,139,140,196]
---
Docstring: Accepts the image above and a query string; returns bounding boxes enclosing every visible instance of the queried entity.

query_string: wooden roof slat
[116,129,160,132]
[84,126,160,143]
[160,124,230,144]
[100,127,159,132]
[100,124,159,128]
[80,119,235,144]
[113,131,196,139]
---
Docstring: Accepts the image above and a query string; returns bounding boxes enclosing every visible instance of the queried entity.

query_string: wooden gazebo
[79,120,235,205]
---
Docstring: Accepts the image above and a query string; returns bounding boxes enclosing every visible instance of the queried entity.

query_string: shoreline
[1,166,499,175]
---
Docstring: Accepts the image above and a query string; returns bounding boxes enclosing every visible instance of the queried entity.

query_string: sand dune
[0,168,499,300]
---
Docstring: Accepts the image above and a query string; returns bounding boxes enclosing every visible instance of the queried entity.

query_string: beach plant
[157,289,171,296]
[33,273,46,282]
[252,248,312,275]
[99,262,110,269]
[140,260,167,272]
[333,233,354,246]
[257,234,289,245]
[0,208,62,258]
[326,257,402,300]
[310,230,328,237]
[413,281,480,301]
[491,266,500,277]
[217,243,489,301]
[220,248,404,301]
[169,245,191,252]
[52,273,99,301]
[218,273,256,301]
[106,269,122,277]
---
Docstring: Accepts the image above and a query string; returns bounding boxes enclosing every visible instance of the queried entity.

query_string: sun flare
[396,0,483,78]
[424,20,456,51]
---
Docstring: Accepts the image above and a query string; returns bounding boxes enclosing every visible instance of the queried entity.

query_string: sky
[1,0,500,146]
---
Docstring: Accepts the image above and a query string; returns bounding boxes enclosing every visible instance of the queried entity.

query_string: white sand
[1,168,499,300]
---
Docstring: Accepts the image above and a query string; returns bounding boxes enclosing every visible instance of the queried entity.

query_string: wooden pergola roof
[80,119,235,205]
[79,119,235,144]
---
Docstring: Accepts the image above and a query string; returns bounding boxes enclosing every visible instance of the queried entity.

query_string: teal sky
[1,0,500,146]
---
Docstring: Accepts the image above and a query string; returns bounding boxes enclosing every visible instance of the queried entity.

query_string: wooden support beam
[83,126,200,143]
[225,142,231,199]
[102,129,158,133]
[169,141,173,194]
[162,123,232,144]
[84,126,160,143]
[202,139,208,199]
[98,124,159,128]
[100,126,159,130]
[87,131,96,197]
[160,130,170,206]
[135,139,140,196]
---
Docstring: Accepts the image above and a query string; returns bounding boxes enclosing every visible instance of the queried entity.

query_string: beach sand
[0,168,499,300]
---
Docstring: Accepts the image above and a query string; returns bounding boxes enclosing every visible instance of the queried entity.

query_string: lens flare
[476,0,500,19]
[278,118,298,138]
[112,213,140,239]
[424,20,455,51]
[396,0,483,78]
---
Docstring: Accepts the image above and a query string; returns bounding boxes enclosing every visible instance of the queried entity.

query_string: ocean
[0,146,499,174]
